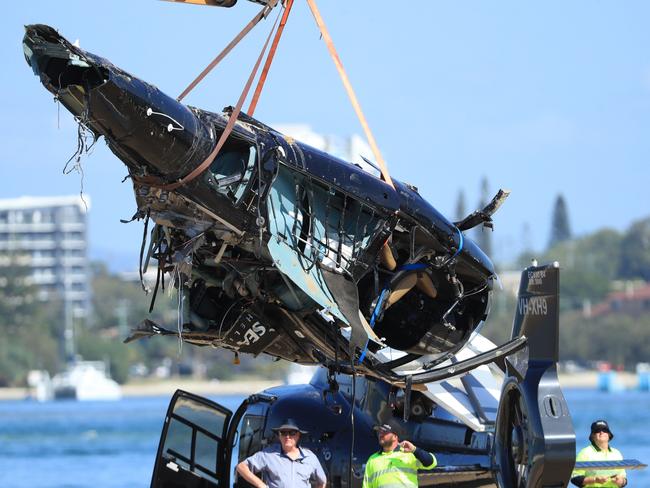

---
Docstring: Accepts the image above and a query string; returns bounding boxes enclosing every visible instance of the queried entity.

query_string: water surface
[0,389,648,487]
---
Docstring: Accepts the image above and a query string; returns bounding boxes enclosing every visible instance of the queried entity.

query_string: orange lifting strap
[248,0,295,116]
[136,2,283,191]
[305,0,394,190]
[177,0,278,102]
[145,0,392,192]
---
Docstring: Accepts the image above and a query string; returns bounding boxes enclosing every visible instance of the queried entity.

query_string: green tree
[482,291,517,346]
[560,311,650,367]
[83,261,289,382]
[455,189,466,221]
[516,229,622,310]
[548,194,571,249]
[0,256,60,385]
[80,261,180,382]
[475,177,493,257]
[619,217,650,281]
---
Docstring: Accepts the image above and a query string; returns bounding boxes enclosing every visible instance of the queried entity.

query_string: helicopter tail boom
[494,262,576,487]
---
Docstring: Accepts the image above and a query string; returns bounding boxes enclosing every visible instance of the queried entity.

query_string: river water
[1,389,648,487]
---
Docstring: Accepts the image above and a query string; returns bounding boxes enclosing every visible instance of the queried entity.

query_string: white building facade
[0,196,91,320]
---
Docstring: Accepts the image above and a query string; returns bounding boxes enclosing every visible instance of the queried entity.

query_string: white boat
[52,360,122,401]
[26,370,54,402]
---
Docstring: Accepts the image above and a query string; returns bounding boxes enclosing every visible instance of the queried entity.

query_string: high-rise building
[0,196,91,320]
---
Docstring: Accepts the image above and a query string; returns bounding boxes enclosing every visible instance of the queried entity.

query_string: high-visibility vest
[362,448,436,488]
[572,444,626,487]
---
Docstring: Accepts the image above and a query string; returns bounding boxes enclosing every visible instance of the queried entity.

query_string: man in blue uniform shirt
[236,419,326,488]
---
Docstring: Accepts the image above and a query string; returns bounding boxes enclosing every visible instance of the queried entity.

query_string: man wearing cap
[571,420,627,487]
[236,419,326,488]
[362,422,437,488]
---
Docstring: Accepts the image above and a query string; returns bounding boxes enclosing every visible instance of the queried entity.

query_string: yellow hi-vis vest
[572,444,626,487]
[362,448,437,488]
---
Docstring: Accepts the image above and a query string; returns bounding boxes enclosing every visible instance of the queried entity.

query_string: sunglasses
[279,430,299,437]
[593,428,609,434]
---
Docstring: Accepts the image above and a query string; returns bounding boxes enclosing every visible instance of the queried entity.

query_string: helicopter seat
[384,265,437,311]
[378,240,437,310]
[368,262,438,328]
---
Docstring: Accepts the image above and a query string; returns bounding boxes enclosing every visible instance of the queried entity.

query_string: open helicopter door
[151,390,234,488]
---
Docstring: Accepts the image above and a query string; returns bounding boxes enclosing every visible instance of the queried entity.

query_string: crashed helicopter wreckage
[23,23,518,383]
[22,19,588,487]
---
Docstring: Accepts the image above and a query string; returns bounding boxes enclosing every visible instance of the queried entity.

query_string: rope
[248,0,295,116]
[135,4,283,192]
[176,0,278,102]
[305,0,394,189]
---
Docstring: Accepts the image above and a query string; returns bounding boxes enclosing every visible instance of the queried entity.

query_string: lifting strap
[248,0,295,116]
[135,3,283,191]
[177,0,278,102]
[305,0,394,189]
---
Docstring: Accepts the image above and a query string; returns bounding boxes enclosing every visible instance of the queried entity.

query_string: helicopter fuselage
[24,24,496,382]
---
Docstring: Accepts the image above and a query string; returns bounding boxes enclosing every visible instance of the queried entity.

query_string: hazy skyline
[3,1,649,270]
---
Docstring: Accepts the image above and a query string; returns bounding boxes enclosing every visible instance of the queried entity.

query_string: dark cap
[373,422,400,435]
[590,419,613,440]
[271,419,307,434]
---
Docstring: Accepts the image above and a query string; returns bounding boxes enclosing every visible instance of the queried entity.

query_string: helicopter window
[164,418,193,466]
[208,144,257,204]
[309,185,382,270]
[268,165,384,272]
[234,146,257,203]
[159,396,229,485]
[238,415,265,461]
[196,431,219,475]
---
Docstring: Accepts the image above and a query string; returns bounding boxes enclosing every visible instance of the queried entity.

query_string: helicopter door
[151,390,233,488]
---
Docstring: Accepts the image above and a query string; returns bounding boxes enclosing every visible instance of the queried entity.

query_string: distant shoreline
[558,371,638,389]
[0,371,642,402]
[0,378,280,401]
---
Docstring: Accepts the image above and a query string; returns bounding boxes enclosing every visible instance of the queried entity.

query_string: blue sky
[2,1,649,270]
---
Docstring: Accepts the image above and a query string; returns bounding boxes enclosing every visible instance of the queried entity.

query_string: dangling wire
[305,0,394,189]
[177,272,184,357]
[138,208,151,292]
[149,263,162,314]
[255,148,265,257]
[349,356,357,488]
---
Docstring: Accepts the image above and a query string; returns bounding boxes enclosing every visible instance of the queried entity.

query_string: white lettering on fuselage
[518,296,548,316]
[236,322,267,347]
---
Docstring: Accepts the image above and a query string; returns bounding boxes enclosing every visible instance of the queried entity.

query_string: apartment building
[0,195,90,319]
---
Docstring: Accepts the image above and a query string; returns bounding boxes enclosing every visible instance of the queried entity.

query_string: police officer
[571,419,627,487]
[362,422,437,488]
[236,419,326,488]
